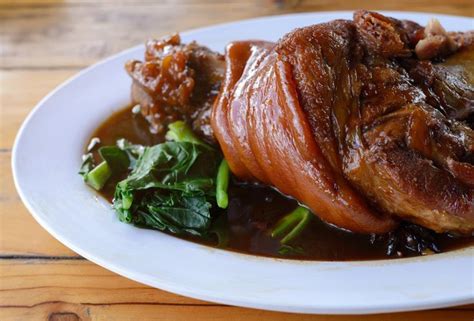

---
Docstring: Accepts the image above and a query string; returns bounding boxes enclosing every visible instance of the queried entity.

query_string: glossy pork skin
[212,41,396,234]
[212,11,474,234]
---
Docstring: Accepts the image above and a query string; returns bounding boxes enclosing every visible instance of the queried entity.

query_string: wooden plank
[0,260,206,306]
[0,0,267,4]
[1,0,472,12]
[0,69,80,256]
[0,1,277,68]
[2,304,473,321]
[0,260,473,321]
[1,1,473,69]
[0,151,78,256]
[0,201,78,256]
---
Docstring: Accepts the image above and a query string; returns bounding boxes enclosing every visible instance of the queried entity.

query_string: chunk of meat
[213,37,396,234]
[212,10,474,234]
[415,19,459,60]
[126,34,224,143]
[404,46,474,122]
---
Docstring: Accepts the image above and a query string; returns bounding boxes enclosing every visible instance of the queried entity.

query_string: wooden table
[1,1,473,320]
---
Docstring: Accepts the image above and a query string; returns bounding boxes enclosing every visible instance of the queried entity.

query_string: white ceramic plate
[12,11,474,314]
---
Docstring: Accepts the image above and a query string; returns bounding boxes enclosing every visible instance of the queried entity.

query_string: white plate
[12,11,474,314]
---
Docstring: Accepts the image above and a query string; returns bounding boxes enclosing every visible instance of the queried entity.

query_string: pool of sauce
[87,105,474,261]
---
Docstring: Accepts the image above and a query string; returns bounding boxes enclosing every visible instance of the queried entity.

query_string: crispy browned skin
[212,11,474,234]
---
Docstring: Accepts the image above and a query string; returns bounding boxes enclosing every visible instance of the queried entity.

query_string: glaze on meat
[126,34,224,143]
[212,10,474,234]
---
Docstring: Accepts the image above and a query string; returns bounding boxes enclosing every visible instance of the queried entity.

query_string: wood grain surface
[1,0,473,320]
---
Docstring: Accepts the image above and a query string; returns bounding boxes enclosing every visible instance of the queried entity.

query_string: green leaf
[99,146,130,173]
[80,146,131,191]
[116,138,144,169]
[81,122,224,238]
[113,140,221,237]
[134,191,212,236]
[116,142,217,193]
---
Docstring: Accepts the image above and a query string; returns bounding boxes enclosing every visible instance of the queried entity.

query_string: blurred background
[1,0,473,69]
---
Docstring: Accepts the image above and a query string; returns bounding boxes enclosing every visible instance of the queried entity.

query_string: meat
[415,18,459,60]
[211,11,474,234]
[126,34,224,143]
[406,44,474,123]
[212,40,396,233]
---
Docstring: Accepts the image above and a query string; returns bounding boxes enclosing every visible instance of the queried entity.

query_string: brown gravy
[88,105,474,261]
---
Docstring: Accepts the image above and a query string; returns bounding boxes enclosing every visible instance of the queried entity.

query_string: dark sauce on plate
[88,105,474,261]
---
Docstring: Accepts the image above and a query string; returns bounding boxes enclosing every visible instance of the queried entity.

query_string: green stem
[216,159,230,209]
[84,161,112,190]
[271,206,311,244]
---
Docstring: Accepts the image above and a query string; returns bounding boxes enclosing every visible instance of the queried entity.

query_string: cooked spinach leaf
[116,138,144,168]
[115,142,217,196]
[113,126,221,236]
[81,146,132,191]
[99,146,130,173]
[80,136,151,191]
[81,121,227,238]
[133,191,212,236]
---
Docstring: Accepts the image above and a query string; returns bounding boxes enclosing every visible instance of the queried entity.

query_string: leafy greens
[113,140,221,236]
[80,121,225,237]
[80,118,316,256]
